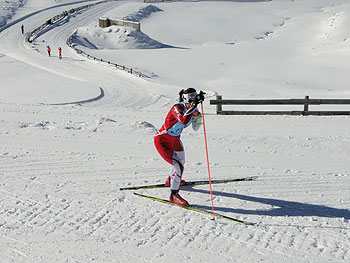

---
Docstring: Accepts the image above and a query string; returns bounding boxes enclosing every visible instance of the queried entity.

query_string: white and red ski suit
[154,102,202,191]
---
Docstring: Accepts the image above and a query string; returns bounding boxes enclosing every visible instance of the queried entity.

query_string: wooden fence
[66,31,143,77]
[210,95,350,116]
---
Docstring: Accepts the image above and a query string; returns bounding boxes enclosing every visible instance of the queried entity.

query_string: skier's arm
[192,111,202,131]
[172,104,197,125]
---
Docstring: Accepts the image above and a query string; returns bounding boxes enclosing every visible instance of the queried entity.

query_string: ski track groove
[1,145,349,262]
[0,244,31,263]
[0,151,162,180]
[129,189,349,262]
[215,226,346,263]
[128,194,293,260]
[0,193,143,262]
[0,234,80,263]
[0,184,116,236]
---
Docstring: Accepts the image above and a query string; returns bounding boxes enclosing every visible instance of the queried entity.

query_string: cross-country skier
[58,47,62,59]
[47,45,51,57]
[154,88,205,206]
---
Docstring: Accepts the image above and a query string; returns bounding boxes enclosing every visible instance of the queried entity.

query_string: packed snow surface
[0,0,350,262]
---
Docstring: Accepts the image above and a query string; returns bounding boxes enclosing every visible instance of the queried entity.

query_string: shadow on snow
[183,188,350,220]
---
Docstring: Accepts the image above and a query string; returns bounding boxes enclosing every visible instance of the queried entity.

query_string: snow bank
[0,0,25,27]
[73,5,172,50]
[73,1,350,97]
[74,24,174,49]
[122,4,162,22]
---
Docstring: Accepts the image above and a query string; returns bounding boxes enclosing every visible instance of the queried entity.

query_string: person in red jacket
[154,88,205,206]
[58,47,62,59]
[47,45,51,57]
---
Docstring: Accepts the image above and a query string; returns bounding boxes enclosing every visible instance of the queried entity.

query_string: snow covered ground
[0,0,350,262]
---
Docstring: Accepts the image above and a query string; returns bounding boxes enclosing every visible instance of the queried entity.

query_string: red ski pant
[154,132,185,190]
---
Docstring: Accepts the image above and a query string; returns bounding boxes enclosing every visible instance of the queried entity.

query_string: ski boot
[169,190,189,206]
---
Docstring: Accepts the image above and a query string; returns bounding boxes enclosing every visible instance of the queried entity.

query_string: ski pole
[200,102,215,219]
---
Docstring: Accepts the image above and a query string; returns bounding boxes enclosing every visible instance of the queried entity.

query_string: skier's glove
[190,101,198,108]
[195,91,206,104]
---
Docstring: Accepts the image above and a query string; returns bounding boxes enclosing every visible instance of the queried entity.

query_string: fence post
[216,95,222,114]
[303,95,309,115]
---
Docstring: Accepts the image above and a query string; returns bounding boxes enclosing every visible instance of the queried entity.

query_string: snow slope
[0,0,25,27]
[0,0,350,262]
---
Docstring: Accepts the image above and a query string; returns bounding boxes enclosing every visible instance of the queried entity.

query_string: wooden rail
[210,95,350,116]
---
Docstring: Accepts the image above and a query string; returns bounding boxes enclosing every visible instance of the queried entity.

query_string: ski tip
[246,177,258,183]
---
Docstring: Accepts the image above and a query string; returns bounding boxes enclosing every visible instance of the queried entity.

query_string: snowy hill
[0,0,350,262]
[0,0,25,27]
